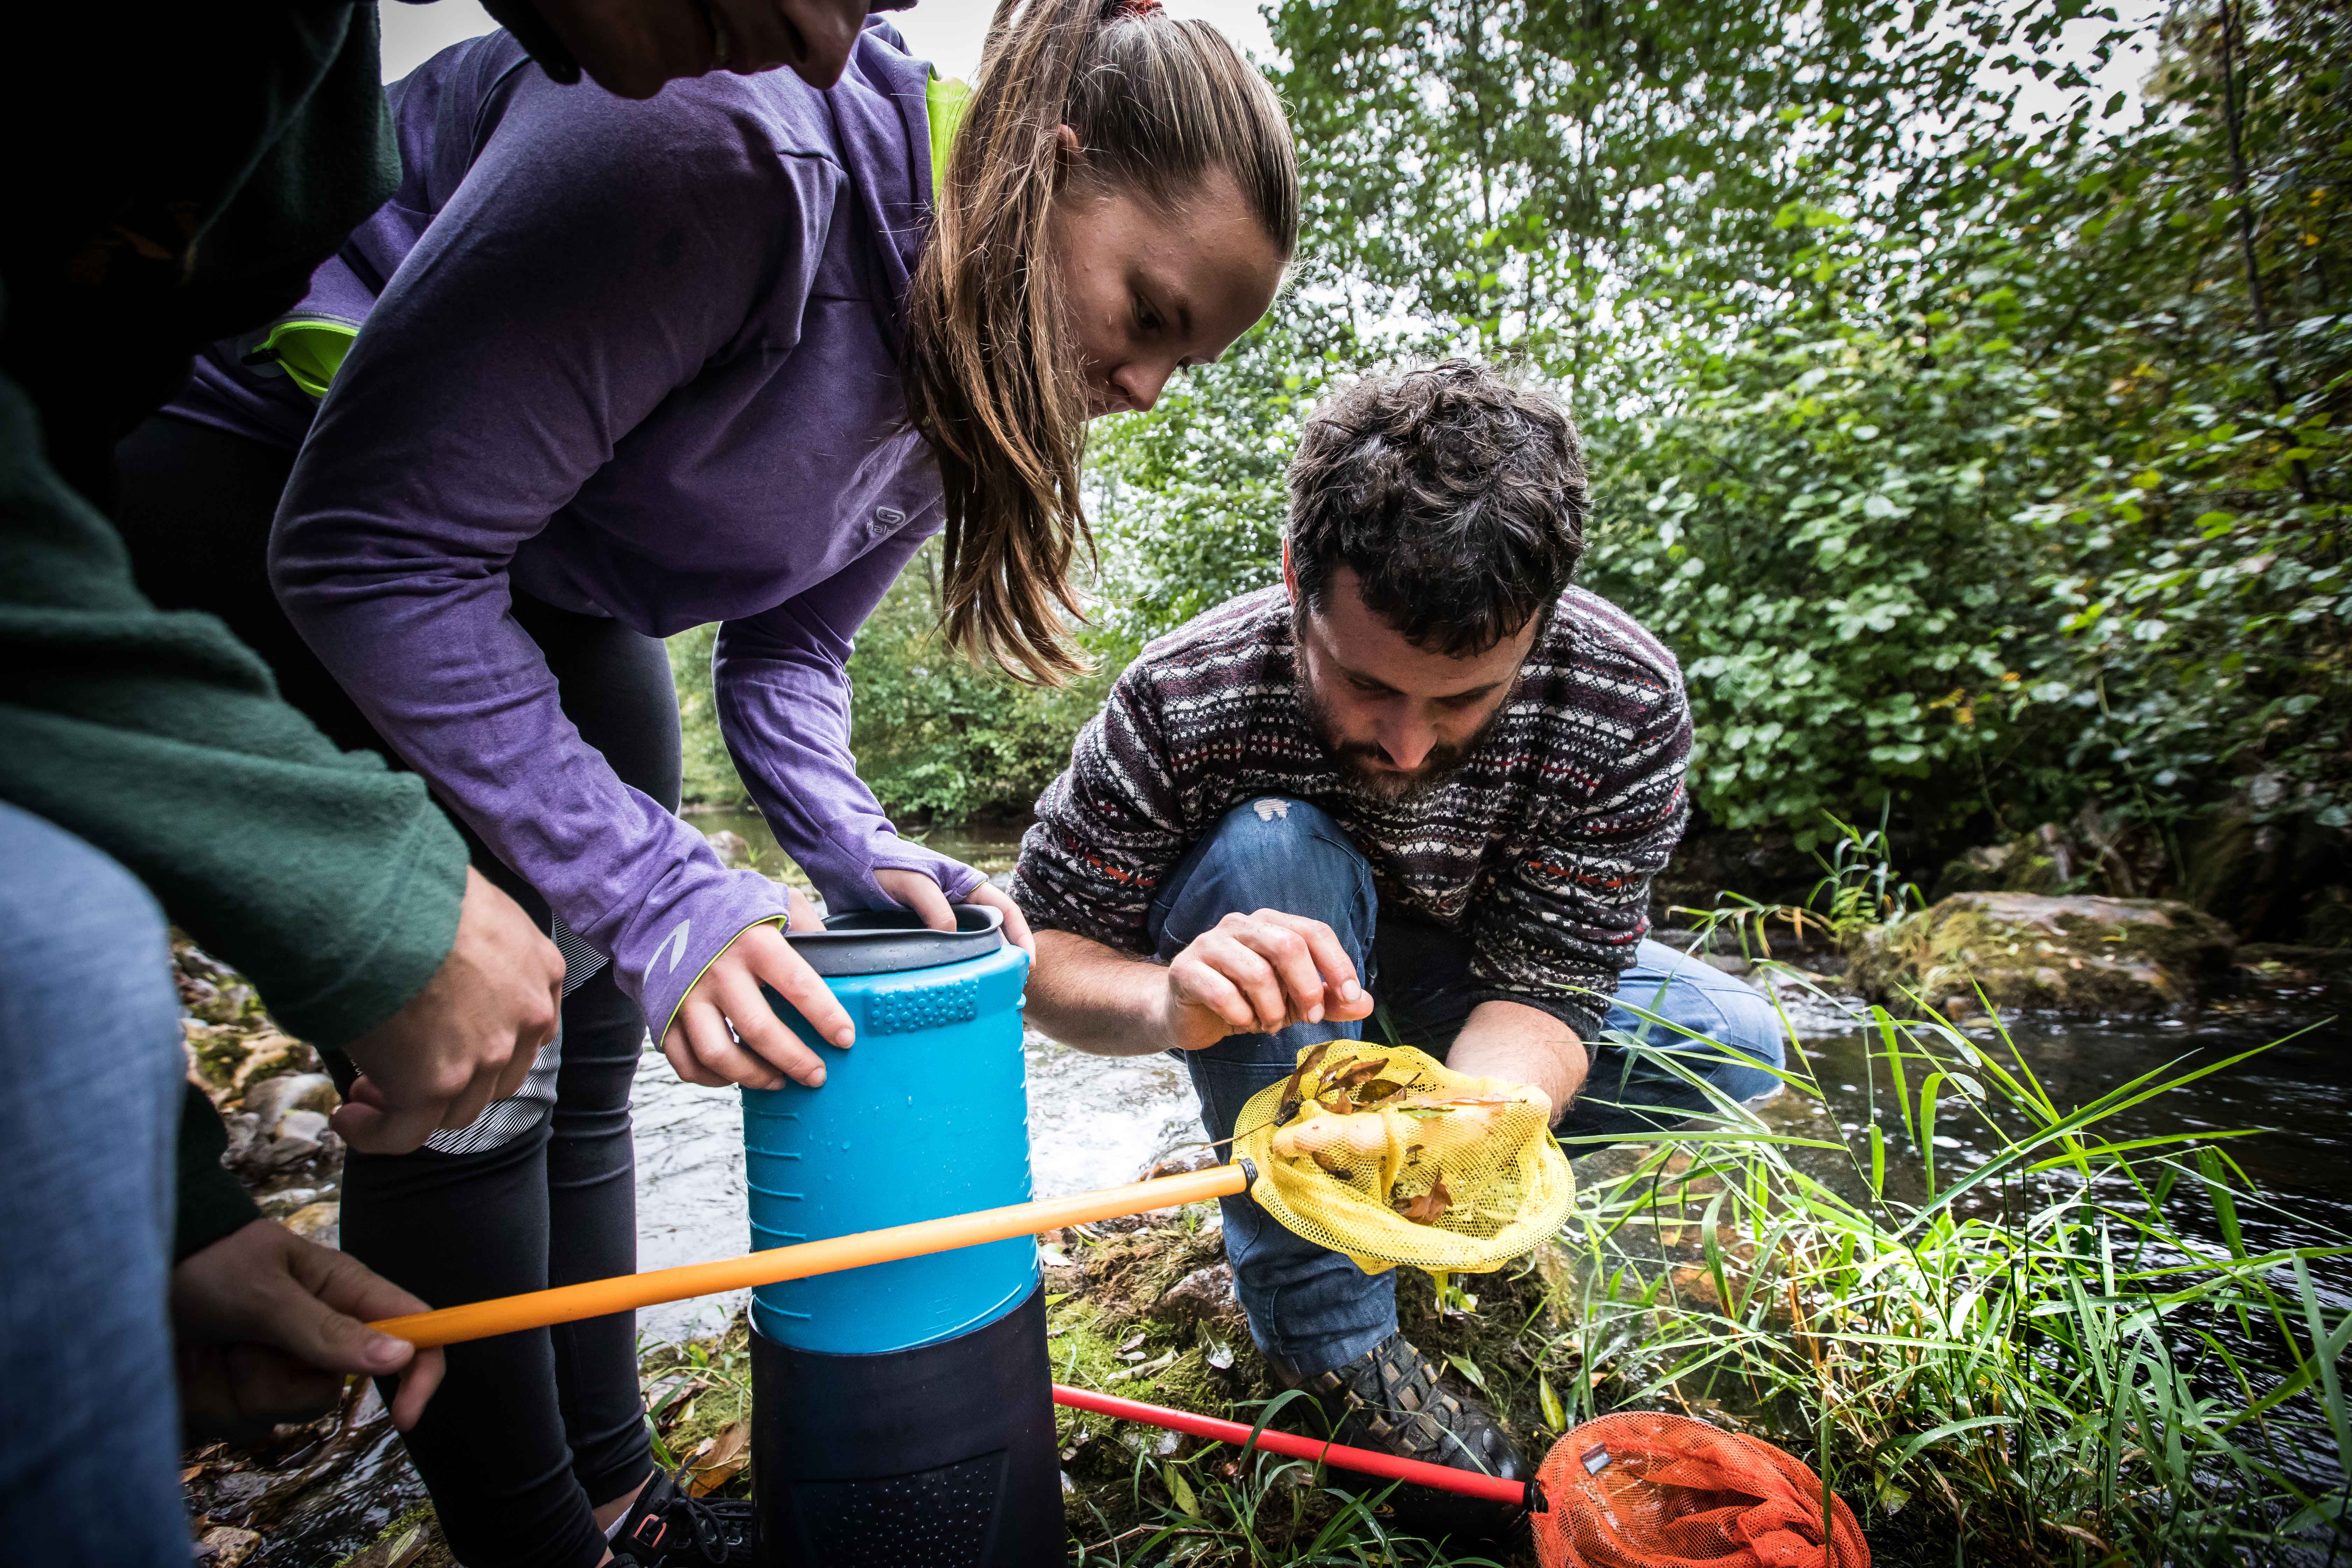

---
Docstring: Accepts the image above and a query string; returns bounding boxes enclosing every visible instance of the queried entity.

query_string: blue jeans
[0,803,191,1562]
[1150,797,1785,1379]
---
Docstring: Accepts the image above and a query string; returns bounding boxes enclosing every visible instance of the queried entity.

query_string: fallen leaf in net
[1276,1041,1334,1125]
[1308,1148,1356,1180]
[1392,1174,1453,1225]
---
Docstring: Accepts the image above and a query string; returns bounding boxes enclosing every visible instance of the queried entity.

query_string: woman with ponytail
[110,5,1293,1563]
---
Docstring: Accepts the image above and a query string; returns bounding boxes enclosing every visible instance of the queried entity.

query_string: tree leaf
[1539,1371,1567,1432]
[1165,1463,1201,1519]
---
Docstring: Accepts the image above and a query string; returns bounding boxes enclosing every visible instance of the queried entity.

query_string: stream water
[657,818,2352,1322]
[248,816,2352,1563]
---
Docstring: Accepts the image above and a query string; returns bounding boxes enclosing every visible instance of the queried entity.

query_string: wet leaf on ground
[1165,1462,1202,1519]
[1445,1352,1488,1391]
[334,1522,426,1568]
[685,1420,749,1497]
[193,1526,262,1568]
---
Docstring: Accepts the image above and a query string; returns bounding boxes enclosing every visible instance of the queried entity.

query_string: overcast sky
[379,0,1276,83]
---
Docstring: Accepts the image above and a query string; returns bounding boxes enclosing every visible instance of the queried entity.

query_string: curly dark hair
[1286,361,1587,657]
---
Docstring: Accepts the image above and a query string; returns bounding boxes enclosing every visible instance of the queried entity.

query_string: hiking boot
[1280,1331,1529,1543]
[608,1467,755,1566]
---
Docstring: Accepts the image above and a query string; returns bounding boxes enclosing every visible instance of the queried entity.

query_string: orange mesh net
[1533,1413,1870,1568]
[1231,1040,1575,1274]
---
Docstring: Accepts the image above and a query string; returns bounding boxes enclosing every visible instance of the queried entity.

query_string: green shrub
[669,548,1106,824]
[842,544,1108,825]
[668,621,744,808]
[1581,319,2060,847]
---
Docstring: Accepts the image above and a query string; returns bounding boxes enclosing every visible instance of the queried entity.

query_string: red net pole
[1051,1384,1531,1506]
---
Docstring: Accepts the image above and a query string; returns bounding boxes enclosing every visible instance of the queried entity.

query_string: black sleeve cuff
[174,1083,262,1263]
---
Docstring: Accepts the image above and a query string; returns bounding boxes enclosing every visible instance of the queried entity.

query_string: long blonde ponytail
[903,0,1296,685]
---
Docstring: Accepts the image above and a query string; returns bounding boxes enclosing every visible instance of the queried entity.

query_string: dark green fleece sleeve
[0,368,469,1049]
[175,1083,264,1262]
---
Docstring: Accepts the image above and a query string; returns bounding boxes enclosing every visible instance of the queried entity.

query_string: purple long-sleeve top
[169,21,980,1041]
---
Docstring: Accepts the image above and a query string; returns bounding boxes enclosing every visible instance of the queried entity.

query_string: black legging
[113,413,672,1568]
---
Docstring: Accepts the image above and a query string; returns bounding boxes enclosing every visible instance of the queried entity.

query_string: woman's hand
[662,886,853,1090]
[875,868,1037,960]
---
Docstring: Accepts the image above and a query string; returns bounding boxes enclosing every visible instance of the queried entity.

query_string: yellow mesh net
[1231,1040,1575,1274]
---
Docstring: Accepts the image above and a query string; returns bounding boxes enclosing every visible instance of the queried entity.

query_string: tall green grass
[1547,980,2352,1566]
[1050,980,2349,1564]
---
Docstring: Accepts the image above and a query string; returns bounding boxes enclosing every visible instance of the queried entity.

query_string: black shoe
[1281,1331,1529,1544]
[608,1467,755,1566]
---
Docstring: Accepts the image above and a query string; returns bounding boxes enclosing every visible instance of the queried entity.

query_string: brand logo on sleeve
[658,919,693,975]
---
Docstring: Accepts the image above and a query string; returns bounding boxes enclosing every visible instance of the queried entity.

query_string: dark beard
[1295,676,1502,805]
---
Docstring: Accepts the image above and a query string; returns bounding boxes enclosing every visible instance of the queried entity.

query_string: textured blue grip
[744,941,1035,1354]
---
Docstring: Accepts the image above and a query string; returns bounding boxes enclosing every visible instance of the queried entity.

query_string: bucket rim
[785,902,1008,976]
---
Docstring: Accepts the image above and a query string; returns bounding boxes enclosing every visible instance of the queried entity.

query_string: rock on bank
[1850,891,2236,1017]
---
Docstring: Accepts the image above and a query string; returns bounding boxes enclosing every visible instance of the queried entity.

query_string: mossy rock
[1851,892,2235,1017]
[1928,832,2069,903]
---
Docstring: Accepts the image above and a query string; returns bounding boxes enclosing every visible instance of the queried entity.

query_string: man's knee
[1709,985,1786,1071]
[1199,797,1368,905]
[1153,796,1374,950]
[1608,943,1787,1100]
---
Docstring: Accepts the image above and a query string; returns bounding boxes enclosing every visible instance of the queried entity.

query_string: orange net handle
[370,1164,1248,1350]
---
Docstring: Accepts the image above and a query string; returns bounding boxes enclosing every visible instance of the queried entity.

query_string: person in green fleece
[0,2,877,1563]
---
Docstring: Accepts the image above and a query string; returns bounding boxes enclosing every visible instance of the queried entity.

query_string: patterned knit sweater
[1010,585,1693,1037]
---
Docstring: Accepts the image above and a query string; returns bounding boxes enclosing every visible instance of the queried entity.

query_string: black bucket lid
[784,903,1007,976]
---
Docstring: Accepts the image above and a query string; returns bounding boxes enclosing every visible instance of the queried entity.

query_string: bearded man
[1012,360,1784,1524]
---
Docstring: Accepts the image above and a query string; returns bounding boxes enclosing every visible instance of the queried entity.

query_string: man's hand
[1161,909,1371,1053]
[172,1220,444,1442]
[875,867,1038,960]
[530,0,873,99]
[664,886,853,1090]
[335,868,564,1155]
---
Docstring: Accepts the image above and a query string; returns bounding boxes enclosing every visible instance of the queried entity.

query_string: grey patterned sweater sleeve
[1467,664,1694,1038]
[1010,665,1186,955]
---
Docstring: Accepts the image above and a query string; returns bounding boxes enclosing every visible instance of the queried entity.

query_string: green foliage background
[677,0,2347,912]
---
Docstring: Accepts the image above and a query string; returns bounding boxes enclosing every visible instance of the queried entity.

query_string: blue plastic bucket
[743,905,1036,1355]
